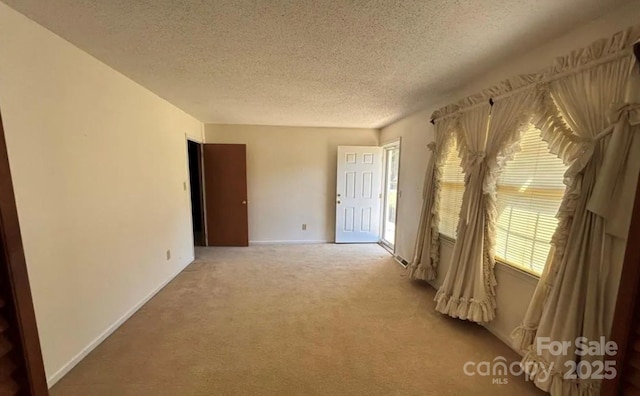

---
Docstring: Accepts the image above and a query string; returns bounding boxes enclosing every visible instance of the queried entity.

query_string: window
[439,138,465,238]
[495,124,567,275]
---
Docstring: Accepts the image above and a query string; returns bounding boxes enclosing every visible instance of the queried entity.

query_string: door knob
[242,200,247,204]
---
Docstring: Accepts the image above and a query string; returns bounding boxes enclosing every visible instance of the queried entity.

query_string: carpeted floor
[51,244,544,395]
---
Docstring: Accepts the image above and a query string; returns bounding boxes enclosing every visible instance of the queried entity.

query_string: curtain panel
[510,30,640,396]
[434,88,540,323]
[433,105,493,322]
[409,117,457,281]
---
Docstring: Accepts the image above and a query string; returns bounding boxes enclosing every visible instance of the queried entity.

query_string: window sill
[438,233,540,285]
[439,233,456,246]
[494,259,540,285]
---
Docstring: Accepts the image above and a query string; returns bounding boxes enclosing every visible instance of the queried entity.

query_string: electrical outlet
[302,224,307,230]
[166,249,171,260]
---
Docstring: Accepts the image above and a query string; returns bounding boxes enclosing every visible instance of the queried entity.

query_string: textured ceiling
[2,0,631,128]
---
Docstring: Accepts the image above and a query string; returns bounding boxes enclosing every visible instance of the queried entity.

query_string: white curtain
[409,117,457,281]
[511,33,639,395]
[434,88,539,323]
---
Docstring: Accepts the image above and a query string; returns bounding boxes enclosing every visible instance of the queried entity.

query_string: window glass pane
[382,145,399,246]
[439,139,465,238]
[495,124,567,275]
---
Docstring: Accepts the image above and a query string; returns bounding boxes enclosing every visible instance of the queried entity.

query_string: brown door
[0,111,49,395]
[203,144,249,246]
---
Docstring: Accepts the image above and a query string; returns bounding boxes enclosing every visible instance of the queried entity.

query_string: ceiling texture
[2,0,631,128]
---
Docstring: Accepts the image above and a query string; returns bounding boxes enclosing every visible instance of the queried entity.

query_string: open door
[335,146,383,243]
[0,111,48,395]
[202,144,249,246]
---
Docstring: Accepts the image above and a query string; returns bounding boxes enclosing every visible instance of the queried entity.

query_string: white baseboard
[249,240,330,246]
[46,256,194,388]
[426,279,442,289]
[482,323,523,357]
[423,280,523,357]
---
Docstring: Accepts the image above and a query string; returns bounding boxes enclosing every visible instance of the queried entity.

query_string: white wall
[205,124,379,244]
[379,114,433,261]
[382,1,640,348]
[0,3,203,386]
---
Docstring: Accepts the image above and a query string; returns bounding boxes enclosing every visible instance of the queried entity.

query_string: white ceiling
[2,0,631,128]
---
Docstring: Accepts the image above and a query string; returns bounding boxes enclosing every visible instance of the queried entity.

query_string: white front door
[335,146,383,243]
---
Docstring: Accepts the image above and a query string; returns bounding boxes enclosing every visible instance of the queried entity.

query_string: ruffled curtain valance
[430,26,640,122]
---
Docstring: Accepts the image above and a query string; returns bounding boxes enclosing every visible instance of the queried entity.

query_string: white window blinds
[439,138,465,238]
[495,124,567,275]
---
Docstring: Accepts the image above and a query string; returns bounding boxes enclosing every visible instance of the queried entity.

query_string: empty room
[0,1,639,395]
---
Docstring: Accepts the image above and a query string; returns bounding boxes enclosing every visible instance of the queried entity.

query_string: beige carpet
[51,244,544,395]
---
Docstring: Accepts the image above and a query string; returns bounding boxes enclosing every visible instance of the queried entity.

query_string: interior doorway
[187,140,206,246]
[381,140,400,250]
